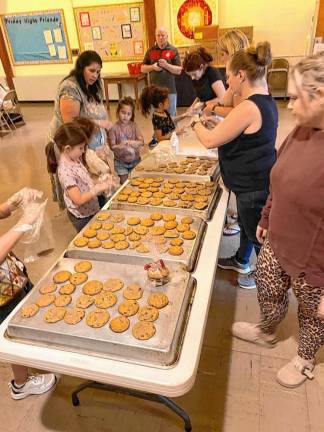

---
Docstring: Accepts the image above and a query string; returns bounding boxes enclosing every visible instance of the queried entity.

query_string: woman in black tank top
[191,41,278,289]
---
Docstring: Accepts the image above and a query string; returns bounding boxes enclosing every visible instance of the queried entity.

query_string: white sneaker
[232,322,277,348]
[10,373,57,400]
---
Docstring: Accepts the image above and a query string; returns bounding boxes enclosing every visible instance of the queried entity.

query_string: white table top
[0,140,227,398]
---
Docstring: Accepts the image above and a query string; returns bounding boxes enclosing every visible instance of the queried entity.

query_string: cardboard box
[194,25,218,41]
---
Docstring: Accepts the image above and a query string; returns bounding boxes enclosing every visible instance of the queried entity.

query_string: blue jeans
[235,189,269,265]
[167,93,177,118]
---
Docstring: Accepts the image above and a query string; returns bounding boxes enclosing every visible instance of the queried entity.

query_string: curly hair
[140,85,169,117]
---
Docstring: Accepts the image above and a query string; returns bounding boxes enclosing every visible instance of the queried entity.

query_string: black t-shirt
[218,94,278,193]
[152,110,175,136]
[142,43,181,93]
[192,66,223,102]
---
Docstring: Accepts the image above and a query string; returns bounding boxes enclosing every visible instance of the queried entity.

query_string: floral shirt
[152,110,175,137]
[108,121,142,163]
[58,157,99,218]
[49,76,108,150]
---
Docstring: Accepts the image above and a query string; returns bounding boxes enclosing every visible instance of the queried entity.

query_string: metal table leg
[71,380,192,431]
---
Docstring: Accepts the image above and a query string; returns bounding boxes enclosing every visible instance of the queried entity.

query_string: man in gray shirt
[141,27,182,117]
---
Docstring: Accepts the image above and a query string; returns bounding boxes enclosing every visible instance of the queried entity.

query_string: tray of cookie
[110,177,222,221]
[131,154,220,183]
[6,258,196,368]
[64,209,206,272]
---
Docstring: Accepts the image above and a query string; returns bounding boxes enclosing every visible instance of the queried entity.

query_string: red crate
[127,62,142,75]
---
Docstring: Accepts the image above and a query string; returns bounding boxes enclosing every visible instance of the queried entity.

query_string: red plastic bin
[127,62,142,75]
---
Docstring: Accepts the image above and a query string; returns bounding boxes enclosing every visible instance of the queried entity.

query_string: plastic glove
[7,187,43,211]
[90,179,113,197]
[13,201,47,232]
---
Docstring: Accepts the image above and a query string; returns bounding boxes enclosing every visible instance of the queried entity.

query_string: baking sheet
[65,209,206,272]
[132,153,220,182]
[7,258,196,368]
[110,179,222,221]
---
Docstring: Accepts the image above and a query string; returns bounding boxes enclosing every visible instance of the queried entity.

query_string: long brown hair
[183,47,213,72]
[45,118,96,174]
[140,85,169,117]
[229,41,272,81]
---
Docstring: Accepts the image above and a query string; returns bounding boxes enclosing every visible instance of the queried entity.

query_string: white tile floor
[0,101,323,432]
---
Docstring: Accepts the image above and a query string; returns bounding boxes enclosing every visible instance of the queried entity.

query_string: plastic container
[127,62,142,75]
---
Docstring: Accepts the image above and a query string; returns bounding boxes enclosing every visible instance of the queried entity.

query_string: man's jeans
[167,93,177,117]
[235,189,269,265]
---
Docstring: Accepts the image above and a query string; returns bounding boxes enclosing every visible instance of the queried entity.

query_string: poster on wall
[74,2,146,62]
[0,9,71,65]
[170,0,218,47]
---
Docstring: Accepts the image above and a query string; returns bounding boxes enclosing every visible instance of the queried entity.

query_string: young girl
[108,97,144,184]
[140,85,184,143]
[45,118,112,232]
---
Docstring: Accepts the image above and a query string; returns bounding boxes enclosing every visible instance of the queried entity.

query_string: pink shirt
[108,121,142,163]
[58,157,99,218]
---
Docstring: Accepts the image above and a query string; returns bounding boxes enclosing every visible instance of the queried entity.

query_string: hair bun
[255,41,272,66]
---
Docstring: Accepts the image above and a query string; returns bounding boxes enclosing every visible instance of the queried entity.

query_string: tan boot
[276,355,315,388]
[231,322,277,348]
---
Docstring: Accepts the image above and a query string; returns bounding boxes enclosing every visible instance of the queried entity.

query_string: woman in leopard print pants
[232,52,324,388]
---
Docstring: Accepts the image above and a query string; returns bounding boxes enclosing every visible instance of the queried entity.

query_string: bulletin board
[0,10,71,65]
[74,2,147,62]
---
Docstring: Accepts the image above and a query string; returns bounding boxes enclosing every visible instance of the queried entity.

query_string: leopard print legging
[255,239,324,360]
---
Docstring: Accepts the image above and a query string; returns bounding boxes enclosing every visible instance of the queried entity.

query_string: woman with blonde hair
[232,52,324,388]
[191,42,278,290]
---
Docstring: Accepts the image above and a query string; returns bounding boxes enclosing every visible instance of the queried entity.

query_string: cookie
[136,243,150,253]
[182,230,197,240]
[73,237,88,247]
[53,270,71,284]
[123,284,143,300]
[141,191,152,198]
[117,194,128,202]
[128,196,138,203]
[70,272,88,285]
[132,321,156,340]
[141,218,154,227]
[143,178,154,184]
[148,292,169,309]
[181,216,193,225]
[177,223,190,233]
[64,308,85,325]
[150,212,163,221]
[76,294,95,309]
[125,227,133,236]
[164,229,179,238]
[162,213,176,222]
[194,195,208,203]
[83,228,97,238]
[20,304,39,318]
[89,221,102,230]
[110,226,125,234]
[54,294,72,307]
[194,201,208,210]
[169,245,184,256]
[44,306,66,323]
[111,233,126,243]
[83,280,103,295]
[102,222,114,230]
[39,282,57,294]
[87,239,102,249]
[137,197,150,205]
[150,198,163,206]
[102,240,115,249]
[129,232,141,242]
[153,236,167,244]
[109,315,130,333]
[138,306,159,322]
[59,283,76,295]
[74,260,92,273]
[86,309,110,328]
[36,294,56,307]
[115,240,129,250]
[122,187,133,195]
[118,299,139,317]
[96,212,110,221]
[170,238,184,246]
[96,231,110,241]
[95,291,117,308]
[150,226,166,236]
[103,278,124,292]
[164,220,177,230]
[164,200,177,207]
[127,216,141,226]
[134,226,148,235]
[111,213,125,223]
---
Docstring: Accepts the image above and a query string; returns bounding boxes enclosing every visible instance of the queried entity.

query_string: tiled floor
[0,102,323,432]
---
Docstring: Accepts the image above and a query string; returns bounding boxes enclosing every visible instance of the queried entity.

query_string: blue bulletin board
[0,10,72,65]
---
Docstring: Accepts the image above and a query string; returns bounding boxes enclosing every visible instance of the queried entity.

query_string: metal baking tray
[132,153,220,182]
[65,209,206,272]
[7,258,196,368]
[110,179,222,221]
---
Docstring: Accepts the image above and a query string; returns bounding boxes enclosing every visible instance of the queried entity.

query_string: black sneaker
[217,255,251,274]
